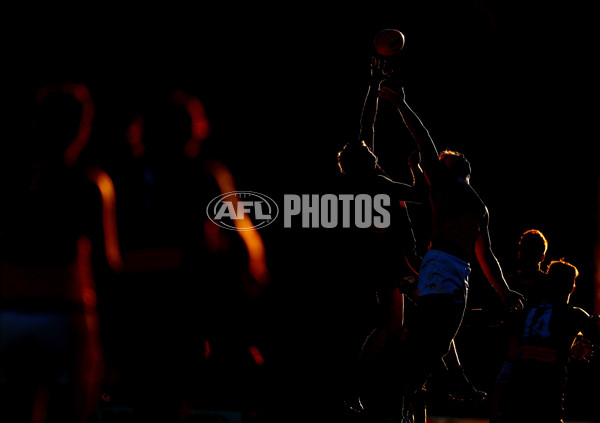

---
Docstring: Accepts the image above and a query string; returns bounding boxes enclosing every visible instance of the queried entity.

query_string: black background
[3,2,600,422]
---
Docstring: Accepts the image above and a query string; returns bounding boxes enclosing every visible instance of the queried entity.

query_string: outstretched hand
[570,336,595,363]
[369,57,393,85]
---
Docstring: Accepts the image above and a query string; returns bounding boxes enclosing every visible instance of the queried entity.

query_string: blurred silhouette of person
[0,82,123,423]
[377,85,524,405]
[109,87,269,422]
[490,259,600,423]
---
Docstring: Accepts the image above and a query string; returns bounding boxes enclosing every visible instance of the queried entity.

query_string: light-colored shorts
[417,249,471,303]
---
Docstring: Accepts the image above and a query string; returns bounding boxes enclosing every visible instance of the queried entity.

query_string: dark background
[3,1,599,422]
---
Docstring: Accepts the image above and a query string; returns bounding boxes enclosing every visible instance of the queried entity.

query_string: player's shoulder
[561,306,594,329]
[568,306,592,318]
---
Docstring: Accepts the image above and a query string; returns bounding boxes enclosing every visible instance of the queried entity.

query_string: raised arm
[378,86,439,183]
[475,209,524,311]
[338,58,391,176]
[358,57,393,151]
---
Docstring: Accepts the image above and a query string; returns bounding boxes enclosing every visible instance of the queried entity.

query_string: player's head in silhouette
[546,259,578,304]
[439,150,471,180]
[517,229,548,271]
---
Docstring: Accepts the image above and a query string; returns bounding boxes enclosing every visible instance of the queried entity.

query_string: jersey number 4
[523,304,553,340]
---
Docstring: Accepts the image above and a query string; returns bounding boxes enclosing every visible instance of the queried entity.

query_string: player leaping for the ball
[337,54,427,422]
[377,84,525,401]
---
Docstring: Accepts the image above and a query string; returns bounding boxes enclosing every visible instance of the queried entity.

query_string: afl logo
[206,191,279,231]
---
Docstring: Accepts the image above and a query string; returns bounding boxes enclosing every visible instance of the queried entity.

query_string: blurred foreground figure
[0,83,123,423]
[110,87,270,421]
